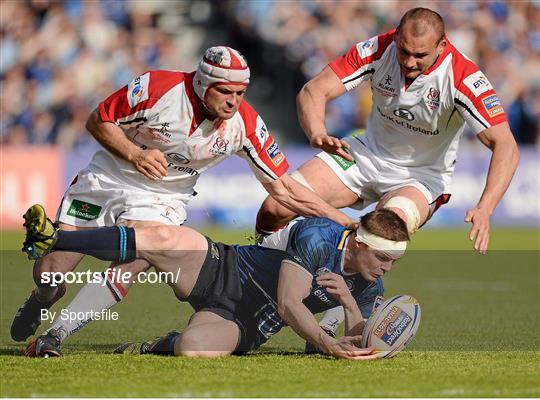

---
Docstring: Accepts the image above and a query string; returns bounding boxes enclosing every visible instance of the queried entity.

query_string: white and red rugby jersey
[91,70,288,196]
[329,29,507,178]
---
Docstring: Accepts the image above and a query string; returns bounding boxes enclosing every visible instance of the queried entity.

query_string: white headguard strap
[193,46,250,102]
[355,225,407,256]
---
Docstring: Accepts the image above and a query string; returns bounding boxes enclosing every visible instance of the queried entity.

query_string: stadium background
[0,1,539,397]
[1,0,538,229]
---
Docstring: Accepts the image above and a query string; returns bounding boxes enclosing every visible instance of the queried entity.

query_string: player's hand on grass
[465,207,490,255]
[310,134,353,162]
[130,148,169,181]
[316,273,354,307]
[325,335,378,360]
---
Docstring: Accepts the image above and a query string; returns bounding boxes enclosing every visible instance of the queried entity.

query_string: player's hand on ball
[130,148,169,181]
[464,207,490,254]
[316,273,354,307]
[310,134,353,162]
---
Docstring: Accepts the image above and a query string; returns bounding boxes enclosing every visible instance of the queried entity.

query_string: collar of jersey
[185,71,213,135]
[338,230,355,276]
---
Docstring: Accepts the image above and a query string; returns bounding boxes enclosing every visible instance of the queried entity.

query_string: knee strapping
[383,196,421,234]
[290,170,315,192]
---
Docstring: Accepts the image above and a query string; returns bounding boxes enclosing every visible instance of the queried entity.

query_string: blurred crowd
[1,0,539,150]
[232,0,540,144]
[1,0,211,149]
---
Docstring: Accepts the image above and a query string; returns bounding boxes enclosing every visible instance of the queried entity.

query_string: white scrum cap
[193,46,250,102]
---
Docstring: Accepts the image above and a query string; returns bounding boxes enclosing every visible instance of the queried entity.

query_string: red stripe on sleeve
[98,70,186,123]
[329,30,395,80]
[451,46,507,126]
[239,101,289,178]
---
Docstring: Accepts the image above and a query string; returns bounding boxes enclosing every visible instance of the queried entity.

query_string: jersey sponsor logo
[373,306,412,346]
[393,108,415,121]
[266,140,284,166]
[67,199,102,221]
[345,279,354,291]
[166,163,198,176]
[167,152,190,164]
[313,287,335,305]
[127,72,150,108]
[378,106,439,136]
[375,74,397,97]
[425,87,441,109]
[255,115,269,148]
[330,154,355,170]
[138,127,171,144]
[356,36,378,58]
[482,94,504,117]
[463,70,493,97]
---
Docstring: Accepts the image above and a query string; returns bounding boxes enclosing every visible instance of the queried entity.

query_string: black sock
[148,331,180,356]
[54,226,136,262]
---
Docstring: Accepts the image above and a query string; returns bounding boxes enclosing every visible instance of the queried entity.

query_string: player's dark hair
[361,209,410,242]
[397,7,445,43]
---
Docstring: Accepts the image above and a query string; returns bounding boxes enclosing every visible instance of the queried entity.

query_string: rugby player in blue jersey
[22,205,408,359]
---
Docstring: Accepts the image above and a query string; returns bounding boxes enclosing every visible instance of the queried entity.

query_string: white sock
[45,273,126,342]
[319,306,345,333]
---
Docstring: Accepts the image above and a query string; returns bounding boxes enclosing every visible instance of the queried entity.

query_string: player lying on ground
[255,7,520,345]
[11,46,356,345]
[23,205,408,359]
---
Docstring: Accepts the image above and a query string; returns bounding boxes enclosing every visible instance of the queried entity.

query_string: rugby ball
[361,295,421,358]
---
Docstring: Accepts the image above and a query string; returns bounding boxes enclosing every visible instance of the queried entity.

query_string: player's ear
[437,38,447,55]
[353,239,366,250]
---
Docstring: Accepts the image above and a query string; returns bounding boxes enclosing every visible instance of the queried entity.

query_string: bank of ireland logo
[393,108,415,121]
[167,152,190,164]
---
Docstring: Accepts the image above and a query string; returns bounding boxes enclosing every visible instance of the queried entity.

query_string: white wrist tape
[355,225,407,255]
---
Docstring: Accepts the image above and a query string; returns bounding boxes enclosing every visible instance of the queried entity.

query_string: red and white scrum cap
[194,46,250,102]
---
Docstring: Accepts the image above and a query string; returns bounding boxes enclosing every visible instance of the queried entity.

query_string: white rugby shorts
[56,168,190,227]
[316,136,450,212]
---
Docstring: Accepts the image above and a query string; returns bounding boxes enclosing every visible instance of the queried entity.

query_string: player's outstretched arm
[466,122,520,254]
[277,263,375,360]
[86,109,168,181]
[315,272,365,336]
[297,66,352,161]
[262,174,356,228]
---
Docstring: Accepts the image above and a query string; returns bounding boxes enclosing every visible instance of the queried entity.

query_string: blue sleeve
[284,218,338,276]
[355,278,384,319]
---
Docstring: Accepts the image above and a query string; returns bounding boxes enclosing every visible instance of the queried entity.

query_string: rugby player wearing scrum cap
[12,46,355,351]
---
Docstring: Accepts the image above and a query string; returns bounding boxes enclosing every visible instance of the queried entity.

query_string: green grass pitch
[1,227,539,397]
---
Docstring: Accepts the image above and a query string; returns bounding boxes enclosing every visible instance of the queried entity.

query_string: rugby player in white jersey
[11,46,355,345]
[255,8,520,346]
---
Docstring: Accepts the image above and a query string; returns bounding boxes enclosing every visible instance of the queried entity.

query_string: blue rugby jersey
[233,217,383,341]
